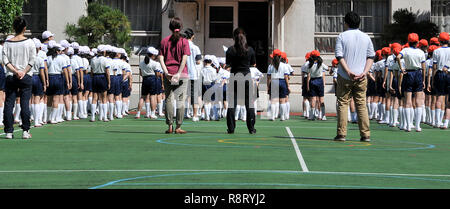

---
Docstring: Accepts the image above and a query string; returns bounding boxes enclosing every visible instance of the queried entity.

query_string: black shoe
[360,137,371,142]
[333,135,346,142]
[227,129,234,134]
[249,129,257,134]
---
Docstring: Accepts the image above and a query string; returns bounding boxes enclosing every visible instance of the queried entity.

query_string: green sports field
[0,115,449,189]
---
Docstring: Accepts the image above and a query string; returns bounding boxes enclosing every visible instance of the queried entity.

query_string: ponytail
[144,54,150,65]
[169,17,183,45]
[273,56,281,71]
[233,28,248,56]
[308,56,323,69]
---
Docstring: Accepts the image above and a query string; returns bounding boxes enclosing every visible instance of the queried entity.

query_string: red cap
[332,58,339,67]
[281,52,287,60]
[439,32,450,42]
[408,33,419,43]
[402,43,410,49]
[428,45,439,53]
[390,43,402,50]
[270,49,282,58]
[430,37,440,45]
[305,52,311,60]
[418,39,428,47]
[393,47,402,56]
[311,50,321,57]
[376,50,382,60]
[382,47,391,55]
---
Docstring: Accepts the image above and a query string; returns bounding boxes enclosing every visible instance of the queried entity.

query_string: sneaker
[73,116,80,120]
[360,137,371,142]
[192,116,199,122]
[150,114,158,119]
[22,131,32,139]
[333,135,346,142]
[5,133,13,139]
[321,116,327,121]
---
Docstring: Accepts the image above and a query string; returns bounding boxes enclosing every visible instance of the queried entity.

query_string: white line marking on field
[286,127,309,172]
[0,169,447,178]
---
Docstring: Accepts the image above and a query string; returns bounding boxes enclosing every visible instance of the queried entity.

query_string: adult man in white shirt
[334,12,375,142]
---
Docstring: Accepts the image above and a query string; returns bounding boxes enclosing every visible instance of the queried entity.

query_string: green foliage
[0,0,26,34]
[65,2,131,49]
[383,9,439,45]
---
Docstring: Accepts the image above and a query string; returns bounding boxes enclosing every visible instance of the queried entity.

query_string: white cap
[67,47,74,55]
[54,43,64,51]
[70,42,80,50]
[89,52,94,56]
[147,47,159,55]
[48,40,57,49]
[212,56,219,68]
[32,38,41,48]
[97,44,106,52]
[92,48,98,54]
[60,40,70,49]
[42,31,54,39]
[204,55,214,61]
[218,57,226,65]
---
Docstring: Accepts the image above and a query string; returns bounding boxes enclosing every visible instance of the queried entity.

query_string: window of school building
[22,0,47,37]
[99,0,162,51]
[431,0,450,33]
[314,0,389,53]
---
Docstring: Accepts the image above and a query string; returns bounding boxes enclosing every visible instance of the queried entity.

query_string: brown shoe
[360,137,371,142]
[334,135,346,142]
[175,128,187,134]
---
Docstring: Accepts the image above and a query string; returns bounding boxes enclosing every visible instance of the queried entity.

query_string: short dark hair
[344,12,360,29]
[13,16,27,34]
[184,28,194,39]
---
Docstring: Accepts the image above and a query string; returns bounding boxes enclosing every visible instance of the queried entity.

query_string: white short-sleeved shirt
[432,46,450,71]
[400,47,426,70]
[110,58,123,76]
[82,58,90,73]
[267,63,290,79]
[306,63,328,78]
[250,67,263,81]
[335,29,375,80]
[301,61,309,78]
[70,56,80,75]
[425,59,433,76]
[331,67,338,79]
[216,68,230,84]
[195,63,202,79]
[187,40,201,80]
[122,61,132,81]
[374,59,386,78]
[31,56,45,75]
[91,56,110,74]
[38,50,47,62]
[47,55,67,75]
[286,63,294,75]
[202,65,217,84]
[139,59,159,76]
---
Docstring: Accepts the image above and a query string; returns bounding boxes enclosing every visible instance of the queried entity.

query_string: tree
[65,2,131,49]
[383,9,439,45]
[0,0,26,34]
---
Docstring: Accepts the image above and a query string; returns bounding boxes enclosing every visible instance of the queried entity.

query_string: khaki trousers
[336,76,370,138]
[163,78,188,127]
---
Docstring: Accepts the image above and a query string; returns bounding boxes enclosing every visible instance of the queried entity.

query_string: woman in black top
[225,28,257,134]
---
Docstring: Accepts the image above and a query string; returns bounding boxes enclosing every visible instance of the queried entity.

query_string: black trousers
[4,75,32,133]
[226,73,256,133]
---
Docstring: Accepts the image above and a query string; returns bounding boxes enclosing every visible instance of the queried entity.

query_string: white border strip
[286,127,309,172]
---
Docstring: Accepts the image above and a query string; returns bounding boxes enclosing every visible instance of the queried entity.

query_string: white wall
[47,0,87,42]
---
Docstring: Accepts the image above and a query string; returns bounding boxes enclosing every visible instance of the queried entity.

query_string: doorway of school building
[205,0,269,72]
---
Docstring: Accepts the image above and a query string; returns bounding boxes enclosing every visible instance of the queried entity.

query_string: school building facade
[21,0,450,112]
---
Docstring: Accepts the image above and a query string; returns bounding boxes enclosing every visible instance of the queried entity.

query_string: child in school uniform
[281,52,293,120]
[136,47,160,119]
[397,33,427,132]
[301,52,312,119]
[267,49,291,121]
[425,45,438,126]
[69,42,84,120]
[80,47,93,119]
[120,49,132,117]
[46,42,67,124]
[201,55,218,121]
[431,32,450,129]
[386,46,404,128]
[31,38,46,127]
[305,50,327,121]
[90,44,111,122]
[60,40,72,122]
[249,64,263,117]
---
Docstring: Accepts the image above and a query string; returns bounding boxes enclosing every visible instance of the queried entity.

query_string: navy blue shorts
[202,82,216,101]
[270,79,288,99]
[71,74,79,95]
[223,84,227,101]
[92,74,108,93]
[47,74,63,96]
[156,77,163,94]
[0,65,5,90]
[142,75,158,96]
[83,74,92,92]
[366,79,377,96]
[108,75,122,96]
[32,75,44,96]
[403,70,423,93]
[376,78,386,97]
[309,77,324,97]
[121,80,131,97]
[302,77,311,97]
[433,71,448,96]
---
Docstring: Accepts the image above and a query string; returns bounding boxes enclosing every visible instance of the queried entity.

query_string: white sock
[14,103,21,121]
[304,100,310,117]
[439,109,445,125]
[51,107,58,122]
[286,102,290,119]
[145,102,151,117]
[431,109,436,125]
[320,105,325,119]
[405,108,412,130]
[348,107,352,121]
[116,101,122,117]
[443,119,449,128]
[280,103,286,120]
[384,108,390,122]
[99,104,104,120]
[240,105,246,120]
[275,103,280,118]
[421,105,426,122]
[158,102,164,115]
[415,108,422,130]
[73,103,78,118]
[270,103,276,120]
[309,108,316,120]
[235,105,241,120]
[393,109,399,125]
[399,107,404,128]
[109,103,114,119]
